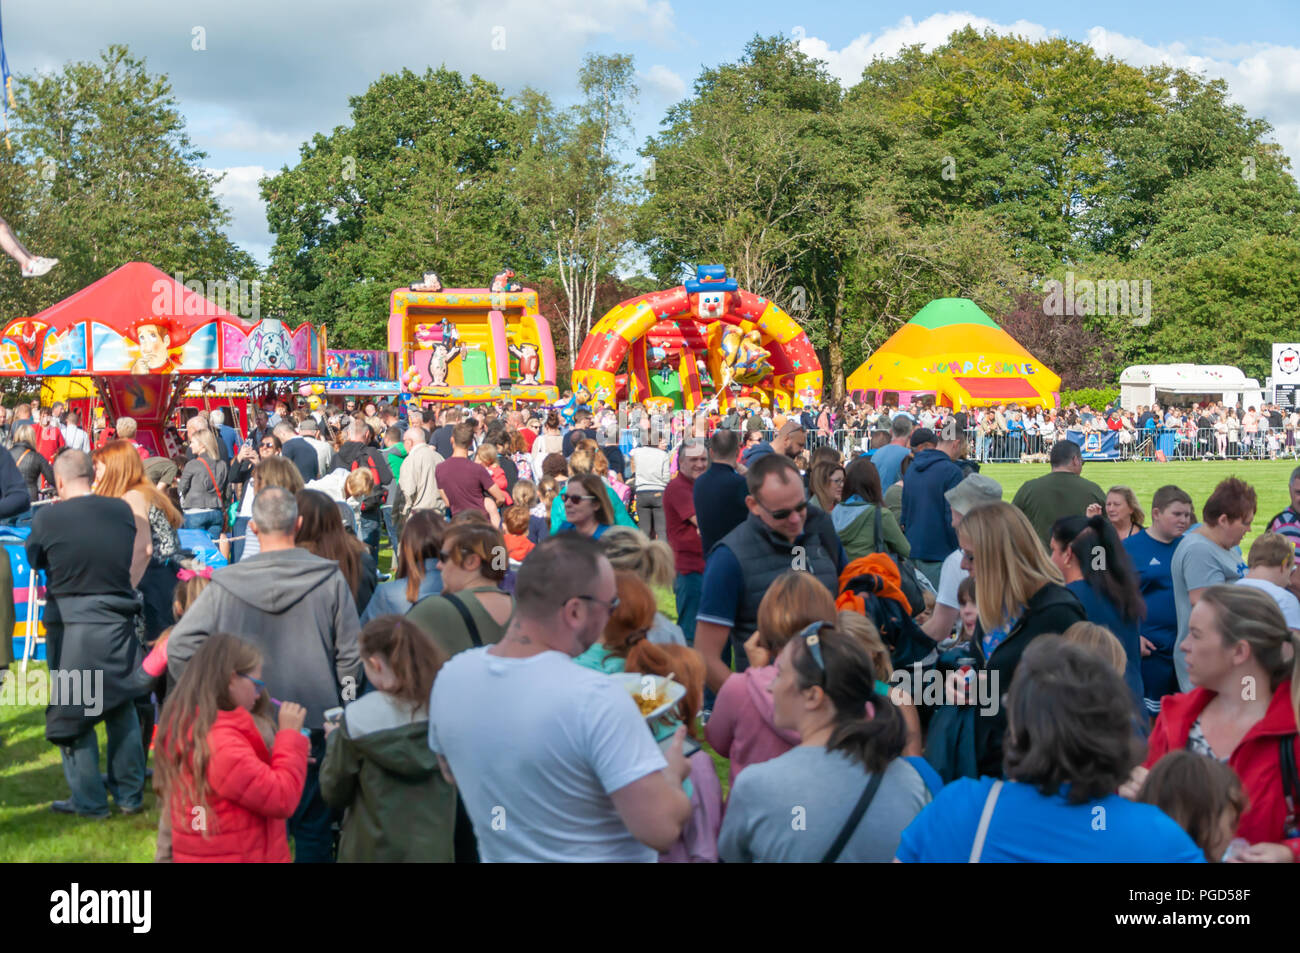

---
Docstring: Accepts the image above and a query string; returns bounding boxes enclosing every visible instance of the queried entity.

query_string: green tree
[514,55,639,363]
[0,45,254,318]
[262,67,533,347]
[637,37,841,303]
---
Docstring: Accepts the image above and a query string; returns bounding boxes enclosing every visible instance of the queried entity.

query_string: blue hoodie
[900,448,964,560]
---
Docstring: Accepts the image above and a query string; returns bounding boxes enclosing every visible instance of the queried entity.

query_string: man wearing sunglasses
[429,535,692,862]
[694,453,842,694]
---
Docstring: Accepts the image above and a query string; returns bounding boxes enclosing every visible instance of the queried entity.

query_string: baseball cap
[945,473,1003,515]
[909,428,937,449]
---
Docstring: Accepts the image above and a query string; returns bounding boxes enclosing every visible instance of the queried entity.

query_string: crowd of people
[2,389,1298,865]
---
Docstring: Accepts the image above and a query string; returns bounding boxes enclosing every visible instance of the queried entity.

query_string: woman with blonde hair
[1106,485,1145,539]
[598,526,685,645]
[706,570,838,786]
[809,460,846,513]
[956,501,1085,778]
[179,427,228,541]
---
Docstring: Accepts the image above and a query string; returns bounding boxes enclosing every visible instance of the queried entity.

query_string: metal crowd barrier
[803,425,1299,462]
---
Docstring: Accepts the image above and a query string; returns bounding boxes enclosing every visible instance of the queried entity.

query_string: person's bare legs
[0,216,56,276]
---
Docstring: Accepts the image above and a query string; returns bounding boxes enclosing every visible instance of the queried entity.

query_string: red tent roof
[30,261,246,334]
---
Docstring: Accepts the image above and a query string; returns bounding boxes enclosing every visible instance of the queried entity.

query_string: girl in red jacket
[1133,585,1300,863]
[155,633,309,863]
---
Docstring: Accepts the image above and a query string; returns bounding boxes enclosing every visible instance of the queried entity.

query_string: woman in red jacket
[1136,585,1299,862]
[155,633,309,863]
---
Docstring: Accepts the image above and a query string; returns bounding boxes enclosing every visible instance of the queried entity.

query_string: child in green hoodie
[384,426,407,482]
[320,615,455,862]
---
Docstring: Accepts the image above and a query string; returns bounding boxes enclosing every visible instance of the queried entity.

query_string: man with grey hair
[921,473,1004,641]
[331,418,393,487]
[29,449,148,818]
[113,416,148,460]
[298,415,333,477]
[168,485,361,863]
[395,423,444,529]
[209,407,239,461]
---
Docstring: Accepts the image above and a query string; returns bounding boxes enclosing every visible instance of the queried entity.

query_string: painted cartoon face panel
[694,291,727,321]
[240,319,297,372]
[134,324,172,371]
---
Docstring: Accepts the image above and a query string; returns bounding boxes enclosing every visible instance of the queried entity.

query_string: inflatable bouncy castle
[572,266,822,413]
[388,271,559,405]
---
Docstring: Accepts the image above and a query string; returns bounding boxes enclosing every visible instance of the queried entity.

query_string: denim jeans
[674,572,702,646]
[183,509,223,541]
[230,515,250,563]
[289,733,338,862]
[59,700,145,816]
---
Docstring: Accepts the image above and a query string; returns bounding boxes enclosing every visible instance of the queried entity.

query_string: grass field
[979,458,1297,552]
[2,458,1290,861]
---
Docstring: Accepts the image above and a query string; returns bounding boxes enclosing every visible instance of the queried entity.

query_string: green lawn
[6,459,1289,861]
[978,458,1297,552]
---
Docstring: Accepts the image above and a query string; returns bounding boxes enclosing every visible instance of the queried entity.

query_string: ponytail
[1052,514,1145,623]
[359,615,446,711]
[789,624,908,773]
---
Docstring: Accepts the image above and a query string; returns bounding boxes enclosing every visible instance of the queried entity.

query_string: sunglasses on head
[797,621,828,681]
[759,499,808,521]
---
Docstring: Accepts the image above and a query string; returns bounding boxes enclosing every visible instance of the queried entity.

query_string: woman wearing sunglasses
[407,519,514,658]
[718,621,930,862]
[556,473,615,539]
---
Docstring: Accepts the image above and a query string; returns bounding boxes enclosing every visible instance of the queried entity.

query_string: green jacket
[319,692,455,862]
[386,443,408,483]
[831,501,912,562]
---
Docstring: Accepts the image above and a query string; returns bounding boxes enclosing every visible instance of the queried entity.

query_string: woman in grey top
[719,621,930,862]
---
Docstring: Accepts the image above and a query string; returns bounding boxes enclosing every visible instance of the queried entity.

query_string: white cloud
[5,0,681,146]
[640,64,685,100]
[207,165,272,264]
[797,13,1300,169]
[795,12,1052,85]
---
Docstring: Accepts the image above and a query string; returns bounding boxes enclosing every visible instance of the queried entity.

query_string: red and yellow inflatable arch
[572,266,822,413]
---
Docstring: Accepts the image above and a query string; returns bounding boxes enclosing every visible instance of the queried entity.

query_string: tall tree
[262,67,533,347]
[0,45,254,317]
[514,55,639,364]
[637,36,841,304]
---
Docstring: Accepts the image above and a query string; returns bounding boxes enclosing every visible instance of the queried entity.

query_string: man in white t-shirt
[428,534,692,862]
[922,473,1003,642]
[629,431,672,540]
[1234,532,1300,630]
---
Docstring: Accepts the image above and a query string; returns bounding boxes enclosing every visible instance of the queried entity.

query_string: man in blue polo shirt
[1123,485,1194,716]
[693,453,842,694]
[693,428,749,556]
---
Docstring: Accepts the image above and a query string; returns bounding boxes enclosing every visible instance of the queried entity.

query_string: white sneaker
[22,256,57,278]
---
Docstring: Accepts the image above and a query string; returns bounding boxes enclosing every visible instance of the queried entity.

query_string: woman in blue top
[896,636,1204,863]
[1050,514,1147,718]
[556,473,614,539]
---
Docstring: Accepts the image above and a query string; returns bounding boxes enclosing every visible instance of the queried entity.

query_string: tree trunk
[828,272,846,402]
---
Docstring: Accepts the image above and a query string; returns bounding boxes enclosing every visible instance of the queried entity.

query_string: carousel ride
[0,262,326,455]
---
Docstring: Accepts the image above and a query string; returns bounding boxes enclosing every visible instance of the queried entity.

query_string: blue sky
[4,1,1298,264]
